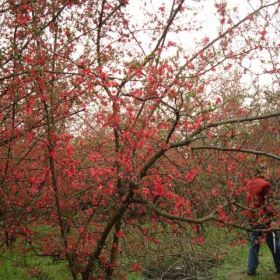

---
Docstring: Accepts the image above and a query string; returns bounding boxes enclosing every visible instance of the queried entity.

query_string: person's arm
[262,181,271,196]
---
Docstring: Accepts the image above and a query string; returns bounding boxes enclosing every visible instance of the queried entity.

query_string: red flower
[131,263,141,272]
[115,230,125,238]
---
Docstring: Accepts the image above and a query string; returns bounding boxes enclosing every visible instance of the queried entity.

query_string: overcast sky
[125,0,279,89]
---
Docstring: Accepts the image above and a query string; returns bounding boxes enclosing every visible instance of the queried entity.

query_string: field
[1,227,280,280]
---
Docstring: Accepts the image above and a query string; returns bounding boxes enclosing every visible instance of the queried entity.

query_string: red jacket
[245,177,272,223]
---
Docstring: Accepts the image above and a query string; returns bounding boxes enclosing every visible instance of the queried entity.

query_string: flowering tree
[0,0,280,279]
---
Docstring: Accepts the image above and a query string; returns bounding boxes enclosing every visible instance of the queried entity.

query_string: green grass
[0,224,72,280]
[1,225,279,280]
[127,272,145,280]
[212,242,279,280]
[0,248,72,280]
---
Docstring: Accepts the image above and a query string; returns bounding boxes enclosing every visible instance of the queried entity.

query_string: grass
[1,225,280,280]
[127,272,145,280]
[212,240,280,280]
[0,247,72,280]
[0,224,73,280]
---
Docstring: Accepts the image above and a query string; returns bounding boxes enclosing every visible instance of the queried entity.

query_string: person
[245,164,280,275]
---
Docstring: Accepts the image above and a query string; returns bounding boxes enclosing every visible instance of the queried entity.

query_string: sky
[126,0,279,90]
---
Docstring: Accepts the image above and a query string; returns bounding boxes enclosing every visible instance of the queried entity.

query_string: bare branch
[191,146,280,161]
[183,1,279,67]
[172,111,280,148]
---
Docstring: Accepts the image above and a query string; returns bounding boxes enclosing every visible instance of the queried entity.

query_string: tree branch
[191,146,280,161]
[172,110,280,148]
